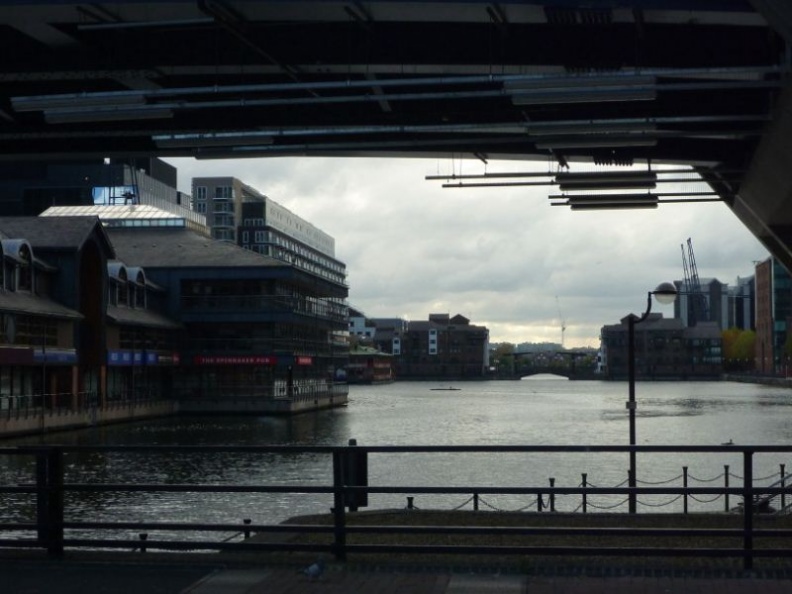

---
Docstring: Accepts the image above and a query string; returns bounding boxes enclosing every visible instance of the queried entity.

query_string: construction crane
[680,238,709,326]
[556,296,566,348]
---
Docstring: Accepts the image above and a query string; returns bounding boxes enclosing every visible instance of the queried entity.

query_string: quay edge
[0,390,348,439]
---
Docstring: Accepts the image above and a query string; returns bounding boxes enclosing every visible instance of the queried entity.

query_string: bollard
[407,496,414,510]
[343,438,368,512]
[781,464,786,510]
[473,493,479,511]
[139,533,148,553]
[537,493,544,512]
[549,478,556,512]
[243,518,251,539]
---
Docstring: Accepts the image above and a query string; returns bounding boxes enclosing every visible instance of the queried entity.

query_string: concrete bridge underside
[1,1,792,269]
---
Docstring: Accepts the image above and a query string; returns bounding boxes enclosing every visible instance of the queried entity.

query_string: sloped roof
[106,227,285,269]
[0,291,82,320]
[0,216,115,258]
[106,305,180,329]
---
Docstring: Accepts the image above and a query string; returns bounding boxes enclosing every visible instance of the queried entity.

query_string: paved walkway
[4,559,792,594]
[186,567,792,594]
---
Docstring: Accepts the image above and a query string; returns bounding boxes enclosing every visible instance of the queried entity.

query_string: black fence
[1,444,792,571]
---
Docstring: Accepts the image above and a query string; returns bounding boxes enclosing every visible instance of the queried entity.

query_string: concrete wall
[0,400,178,438]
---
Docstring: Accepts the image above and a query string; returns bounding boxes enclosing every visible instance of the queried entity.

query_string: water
[1,379,791,537]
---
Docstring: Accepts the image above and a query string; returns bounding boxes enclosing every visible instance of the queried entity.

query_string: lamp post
[627,281,677,514]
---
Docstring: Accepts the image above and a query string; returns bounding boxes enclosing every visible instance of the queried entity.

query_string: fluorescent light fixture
[536,137,658,149]
[13,92,146,112]
[570,202,658,210]
[556,171,657,192]
[507,75,657,105]
[556,172,658,183]
[528,122,657,136]
[45,107,174,124]
[565,193,659,205]
[153,132,274,149]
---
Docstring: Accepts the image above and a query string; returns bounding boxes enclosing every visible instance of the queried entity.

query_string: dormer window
[135,271,146,309]
[17,244,31,291]
[117,268,128,306]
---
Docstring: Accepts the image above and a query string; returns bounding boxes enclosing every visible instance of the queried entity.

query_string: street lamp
[627,281,677,513]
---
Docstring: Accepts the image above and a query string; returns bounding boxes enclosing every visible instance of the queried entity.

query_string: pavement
[3,558,792,594]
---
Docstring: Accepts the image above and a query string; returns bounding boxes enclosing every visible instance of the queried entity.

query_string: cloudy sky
[164,156,768,349]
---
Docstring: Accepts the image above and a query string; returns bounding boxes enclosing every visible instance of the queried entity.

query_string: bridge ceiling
[2,1,792,273]
[0,0,784,179]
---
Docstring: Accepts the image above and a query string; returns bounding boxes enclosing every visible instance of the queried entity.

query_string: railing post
[35,447,64,558]
[742,450,754,572]
[627,468,636,514]
[549,478,556,512]
[473,493,479,511]
[724,465,730,512]
[683,466,688,514]
[781,464,786,511]
[35,451,47,547]
[331,449,347,562]
[243,518,251,539]
[581,473,587,514]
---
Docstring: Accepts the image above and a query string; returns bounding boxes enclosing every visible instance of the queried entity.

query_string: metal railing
[1,444,792,571]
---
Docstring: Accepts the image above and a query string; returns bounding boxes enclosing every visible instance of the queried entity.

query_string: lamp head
[652,281,678,305]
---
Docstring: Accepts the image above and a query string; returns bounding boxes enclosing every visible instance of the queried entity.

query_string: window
[215,186,233,200]
[214,228,235,241]
[254,230,266,243]
[117,281,128,306]
[194,202,207,214]
[241,231,249,243]
[195,186,207,200]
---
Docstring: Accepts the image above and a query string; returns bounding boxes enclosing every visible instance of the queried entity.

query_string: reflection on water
[1,380,792,532]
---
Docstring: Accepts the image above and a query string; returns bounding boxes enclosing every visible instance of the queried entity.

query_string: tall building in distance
[191,177,345,286]
[728,276,755,331]
[754,257,792,375]
[673,278,729,328]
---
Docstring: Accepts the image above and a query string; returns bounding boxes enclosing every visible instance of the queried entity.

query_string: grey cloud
[165,157,768,347]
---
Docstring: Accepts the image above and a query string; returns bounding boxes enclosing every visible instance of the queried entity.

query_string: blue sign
[33,349,77,364]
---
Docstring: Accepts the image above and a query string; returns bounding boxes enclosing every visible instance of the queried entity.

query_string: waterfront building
[371,317,409,358]
[106,224,349,413]
[191,176,346,280]
[0,216,183,412]
[346,345,394,384]
[599,314,722,380]
[755,258,792,375]
[372,313,489,379]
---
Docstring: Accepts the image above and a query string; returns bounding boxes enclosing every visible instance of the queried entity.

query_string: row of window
[193,186,234,201]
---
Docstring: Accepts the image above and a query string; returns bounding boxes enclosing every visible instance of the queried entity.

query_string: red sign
[295,356,313,366]
[193,355,277,365]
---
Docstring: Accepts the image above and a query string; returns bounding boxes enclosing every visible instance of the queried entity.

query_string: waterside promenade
[2,554,792,594]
